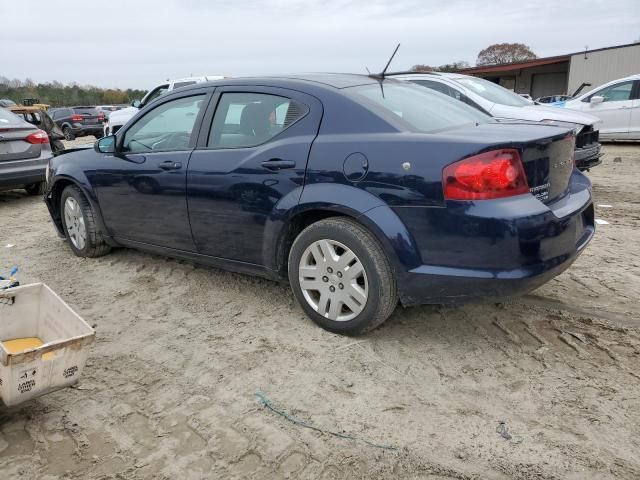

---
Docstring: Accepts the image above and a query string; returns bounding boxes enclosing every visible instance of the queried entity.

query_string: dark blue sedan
[44,74,594,335]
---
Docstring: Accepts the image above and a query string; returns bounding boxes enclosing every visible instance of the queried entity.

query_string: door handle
[158,160,182,171]
[260,159,296,170]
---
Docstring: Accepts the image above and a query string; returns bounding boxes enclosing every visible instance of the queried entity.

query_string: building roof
[458,42,640,75]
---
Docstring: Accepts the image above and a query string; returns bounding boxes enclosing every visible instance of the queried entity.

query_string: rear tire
[60,185,111,258]
[25,182,46,196]
[63,126,75,141]
[288,217,398,335]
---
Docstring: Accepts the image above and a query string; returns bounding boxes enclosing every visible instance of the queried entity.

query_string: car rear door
[92,89,210,250]
[187,86,322,265]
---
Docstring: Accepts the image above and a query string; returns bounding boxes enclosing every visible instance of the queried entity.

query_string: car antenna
[369,43,401,80]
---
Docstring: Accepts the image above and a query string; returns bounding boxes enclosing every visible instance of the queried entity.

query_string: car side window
[585,81,634,103]
[412,80,455,99]
[207,93,306,148]
[123,95,205,153]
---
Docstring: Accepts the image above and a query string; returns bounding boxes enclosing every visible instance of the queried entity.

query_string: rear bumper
[70,125,103,137]
[393,170,594,306]
[0,160,48,189]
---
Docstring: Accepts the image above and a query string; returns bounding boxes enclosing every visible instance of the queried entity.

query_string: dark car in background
[45,74,594,335]
[49,106,105,140]
[0,107,52,195]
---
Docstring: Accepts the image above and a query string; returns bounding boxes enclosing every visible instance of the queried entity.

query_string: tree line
[0,76,146,107]
[412,42,537,73]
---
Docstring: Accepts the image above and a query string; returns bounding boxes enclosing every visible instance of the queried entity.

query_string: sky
[1,0,639,90]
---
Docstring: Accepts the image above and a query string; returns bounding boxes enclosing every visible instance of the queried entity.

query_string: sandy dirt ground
[0,141,639,479]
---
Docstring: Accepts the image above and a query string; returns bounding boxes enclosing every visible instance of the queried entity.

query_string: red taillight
[97,114,105,121]
[443,149,529,200]
[25,130,49,145]
[71,114,83,122]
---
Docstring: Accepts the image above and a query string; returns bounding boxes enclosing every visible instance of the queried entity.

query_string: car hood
[489,103,600,126]
[107,106,138,125]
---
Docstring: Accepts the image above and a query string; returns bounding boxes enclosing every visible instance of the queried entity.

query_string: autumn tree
[476,43,537,66]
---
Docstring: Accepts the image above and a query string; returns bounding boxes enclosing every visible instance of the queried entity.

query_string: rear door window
[207,93,306,148]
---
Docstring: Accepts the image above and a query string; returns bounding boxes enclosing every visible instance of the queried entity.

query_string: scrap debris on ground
[0,141,639,479]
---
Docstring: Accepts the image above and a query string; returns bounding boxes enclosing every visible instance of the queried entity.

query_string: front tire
[288,217,398,335]
[60,185,111,258]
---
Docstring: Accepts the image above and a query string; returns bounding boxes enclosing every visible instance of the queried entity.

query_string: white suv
[104,76,225,136]
[562,74,640,141]
[393,72,603,170]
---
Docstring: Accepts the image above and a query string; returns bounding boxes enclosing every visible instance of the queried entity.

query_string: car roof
[179,73,383,92]
[389,72,469,81]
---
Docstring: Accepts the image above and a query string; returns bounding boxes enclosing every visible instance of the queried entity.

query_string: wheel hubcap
[298,239,368,322]
[64,197,86,250]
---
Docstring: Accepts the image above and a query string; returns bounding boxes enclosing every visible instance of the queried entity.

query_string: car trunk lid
[520,133,574,204]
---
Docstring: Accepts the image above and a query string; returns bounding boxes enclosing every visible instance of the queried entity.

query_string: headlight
[45,161,52,183]
[540,119,582,135]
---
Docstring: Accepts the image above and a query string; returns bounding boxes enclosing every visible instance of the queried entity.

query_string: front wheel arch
[49,177,117,246]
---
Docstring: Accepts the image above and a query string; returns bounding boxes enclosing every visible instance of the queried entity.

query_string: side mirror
[131,99,142,108]
[590,95,604,105]
[95,135,116,154]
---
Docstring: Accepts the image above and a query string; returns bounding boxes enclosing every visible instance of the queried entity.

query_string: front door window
[123,95,205,153]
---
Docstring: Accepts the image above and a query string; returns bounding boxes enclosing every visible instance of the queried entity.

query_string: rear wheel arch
[272,204,411,281]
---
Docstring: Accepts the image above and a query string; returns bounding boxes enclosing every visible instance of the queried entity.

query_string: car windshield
[349,82,490,133]
[0,108,25,126]
[454,77,531,107]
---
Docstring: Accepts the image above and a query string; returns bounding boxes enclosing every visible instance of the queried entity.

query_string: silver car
[0,108,53,195]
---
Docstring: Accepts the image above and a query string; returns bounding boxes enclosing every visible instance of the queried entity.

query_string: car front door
[581,81,635,138]
[187,87,322,265]
[91,90,210,250]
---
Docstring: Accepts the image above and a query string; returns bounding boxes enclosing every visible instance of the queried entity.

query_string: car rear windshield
[348,82,490,133]
[454,77,531,107]
[73,107,99,113]
[0,108,26,127]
